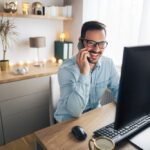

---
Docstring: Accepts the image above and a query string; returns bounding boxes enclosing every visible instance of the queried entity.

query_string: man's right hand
[76,47,91,76]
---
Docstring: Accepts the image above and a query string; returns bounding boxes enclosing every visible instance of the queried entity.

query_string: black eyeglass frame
[81,38,108,49]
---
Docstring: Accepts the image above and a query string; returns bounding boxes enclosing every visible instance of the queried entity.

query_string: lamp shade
[29,37,46,48]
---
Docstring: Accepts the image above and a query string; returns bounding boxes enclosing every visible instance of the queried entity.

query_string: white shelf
[0,12,73,20]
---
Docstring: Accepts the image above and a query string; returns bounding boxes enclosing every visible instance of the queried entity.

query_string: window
[83,0,145,66]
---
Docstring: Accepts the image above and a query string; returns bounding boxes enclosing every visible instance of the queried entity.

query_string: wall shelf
[0,12,73,20]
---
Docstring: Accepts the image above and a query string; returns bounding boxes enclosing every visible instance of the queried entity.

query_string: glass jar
[3,0,18,13]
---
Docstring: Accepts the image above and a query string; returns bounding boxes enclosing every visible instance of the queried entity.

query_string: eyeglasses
[82,39,108,49]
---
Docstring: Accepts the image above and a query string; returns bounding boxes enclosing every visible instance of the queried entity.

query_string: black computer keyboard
[93,115,150,143]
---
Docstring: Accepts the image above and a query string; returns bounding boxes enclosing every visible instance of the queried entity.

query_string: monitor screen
[114,45,150,129]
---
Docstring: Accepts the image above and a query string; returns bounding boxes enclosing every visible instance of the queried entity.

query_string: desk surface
[34,103,137,150]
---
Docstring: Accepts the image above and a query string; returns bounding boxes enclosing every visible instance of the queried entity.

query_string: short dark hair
[80,21,106,38]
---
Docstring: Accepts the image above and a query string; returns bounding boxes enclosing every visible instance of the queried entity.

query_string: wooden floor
[0,134,35,150]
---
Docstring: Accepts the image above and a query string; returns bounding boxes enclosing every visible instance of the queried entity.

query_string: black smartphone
[77,41,91,63]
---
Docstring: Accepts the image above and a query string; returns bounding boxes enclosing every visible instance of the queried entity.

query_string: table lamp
[29,36,46,67]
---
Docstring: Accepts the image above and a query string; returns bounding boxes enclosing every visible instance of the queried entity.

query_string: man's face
[83,30,106,64]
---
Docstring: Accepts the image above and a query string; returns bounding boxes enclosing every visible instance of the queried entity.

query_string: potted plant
[0,17,17,71]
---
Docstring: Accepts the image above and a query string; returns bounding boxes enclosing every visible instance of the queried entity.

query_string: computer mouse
[71,126,87,141]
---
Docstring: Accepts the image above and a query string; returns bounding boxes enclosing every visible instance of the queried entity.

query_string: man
[54,21,119,122]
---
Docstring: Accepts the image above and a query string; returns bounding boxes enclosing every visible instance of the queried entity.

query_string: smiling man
[54,21,120,122]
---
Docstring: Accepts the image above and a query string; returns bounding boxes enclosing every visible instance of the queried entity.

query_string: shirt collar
[95,57,102,67]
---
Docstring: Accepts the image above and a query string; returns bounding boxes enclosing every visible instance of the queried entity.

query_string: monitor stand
[128,126,150,150]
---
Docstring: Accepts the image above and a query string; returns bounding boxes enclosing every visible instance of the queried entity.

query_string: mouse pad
[128,126,150,150]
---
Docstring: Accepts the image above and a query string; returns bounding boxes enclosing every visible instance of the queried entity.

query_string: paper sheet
[129,126,150,150]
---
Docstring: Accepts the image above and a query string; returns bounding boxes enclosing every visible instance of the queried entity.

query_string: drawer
[2,106,49,143]
[0,90,49,118]
[0,75,49,102]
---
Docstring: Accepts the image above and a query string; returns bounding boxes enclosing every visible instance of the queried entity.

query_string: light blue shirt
[54,55,120,122]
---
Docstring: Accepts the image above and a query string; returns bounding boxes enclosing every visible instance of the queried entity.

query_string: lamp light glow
[9,62,14,70]
[22,2,29,15]
[51,57,56,63]
[25,60,31,66]
[9,62,14,67]
[59,32,65,42]
[42,59,47,64]
[19,61,24,66]
[58,59,63,65]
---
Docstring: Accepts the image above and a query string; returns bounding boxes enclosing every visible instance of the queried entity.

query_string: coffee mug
[89,136,115,150]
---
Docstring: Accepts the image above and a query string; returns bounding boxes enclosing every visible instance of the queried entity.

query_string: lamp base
[34,63,43,67]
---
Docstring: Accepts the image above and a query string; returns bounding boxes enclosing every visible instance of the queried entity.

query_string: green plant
[0,17,17,60]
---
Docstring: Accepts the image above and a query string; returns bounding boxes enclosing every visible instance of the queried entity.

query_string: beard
[88,50,102,64]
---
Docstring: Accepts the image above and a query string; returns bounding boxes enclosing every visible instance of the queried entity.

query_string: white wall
[138,0,150,45]
[0,0,64,63]
[64,0,83,54]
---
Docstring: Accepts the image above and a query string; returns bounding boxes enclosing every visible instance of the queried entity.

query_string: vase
[0,60,9,71]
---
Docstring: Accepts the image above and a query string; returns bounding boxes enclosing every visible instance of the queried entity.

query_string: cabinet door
[0,75,50,143]
[0,90,49,143]
[0,112,4,145]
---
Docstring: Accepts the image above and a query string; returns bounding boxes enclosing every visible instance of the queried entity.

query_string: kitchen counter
[0,62,59,84]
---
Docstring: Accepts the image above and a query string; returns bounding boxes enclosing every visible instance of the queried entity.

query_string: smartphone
[77,40,84,50]
[77,40,91,63]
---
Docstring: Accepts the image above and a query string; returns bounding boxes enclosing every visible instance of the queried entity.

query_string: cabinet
[0,8,70,145]
[0,75,50,144]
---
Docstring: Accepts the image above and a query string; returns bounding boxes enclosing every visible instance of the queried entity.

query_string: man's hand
[76,48,91,76]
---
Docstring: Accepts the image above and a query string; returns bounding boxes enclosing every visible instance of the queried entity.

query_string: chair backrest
[100,89,114,105]
[49,74,60,125]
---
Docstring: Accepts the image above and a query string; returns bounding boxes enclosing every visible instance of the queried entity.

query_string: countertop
[0,62,59,84]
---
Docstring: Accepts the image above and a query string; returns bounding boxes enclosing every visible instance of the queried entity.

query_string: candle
[22,2,29,15]
[9,62,14,70]
[51,57,56,63]
[58,59,63,65]
[33,59,38,64]
[59,32,65,42]
[42,59,47,64]
[18,61,24,66]
[42,59,47,66]
[24,60,31,66]
[9,62,14,66]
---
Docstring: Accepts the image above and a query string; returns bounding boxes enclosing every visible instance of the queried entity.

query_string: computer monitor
[114,45,150,129]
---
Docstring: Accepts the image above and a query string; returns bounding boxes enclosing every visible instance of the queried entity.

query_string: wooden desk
[34,103,138,150]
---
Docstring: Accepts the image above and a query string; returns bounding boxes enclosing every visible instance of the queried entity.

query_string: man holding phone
[54,21,119,122]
